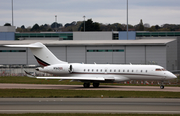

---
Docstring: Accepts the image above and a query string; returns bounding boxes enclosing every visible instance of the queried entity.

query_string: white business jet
[5,42,177,89]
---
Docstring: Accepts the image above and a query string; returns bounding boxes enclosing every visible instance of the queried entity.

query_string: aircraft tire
[93,83,99,88]
[83,83,90,88]
[160,85,164,89]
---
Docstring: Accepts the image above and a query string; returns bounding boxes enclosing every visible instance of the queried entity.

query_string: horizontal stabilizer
[4,44,42,48]
[36,77,105,81]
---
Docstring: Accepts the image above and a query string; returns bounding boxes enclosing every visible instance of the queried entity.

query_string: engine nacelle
[36,64,73,75]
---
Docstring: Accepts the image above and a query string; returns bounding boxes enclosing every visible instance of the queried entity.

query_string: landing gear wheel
[160,85,164,89]
[93,83,99,88]
[83,83,90,88]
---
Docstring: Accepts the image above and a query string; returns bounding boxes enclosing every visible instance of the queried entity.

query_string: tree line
[4,19,180,32]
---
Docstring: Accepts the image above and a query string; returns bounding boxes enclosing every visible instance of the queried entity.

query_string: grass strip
[0,89,180,98]
[0,113,179,116]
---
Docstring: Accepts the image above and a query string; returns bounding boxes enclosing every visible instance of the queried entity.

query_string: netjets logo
[54,67,63,70]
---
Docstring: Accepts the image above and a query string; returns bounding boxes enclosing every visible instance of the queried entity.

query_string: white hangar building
[0,39,177,71]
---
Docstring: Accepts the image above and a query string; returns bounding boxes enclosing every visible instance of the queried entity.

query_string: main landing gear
[83,83,90,88]
[83,82,100,88]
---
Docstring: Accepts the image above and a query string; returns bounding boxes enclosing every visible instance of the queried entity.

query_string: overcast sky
[0,0,180,27]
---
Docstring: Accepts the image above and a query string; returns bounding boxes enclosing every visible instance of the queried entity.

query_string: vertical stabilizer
[5,42,68,66]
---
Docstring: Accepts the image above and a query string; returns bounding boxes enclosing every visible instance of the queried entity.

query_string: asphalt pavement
[0,98,180,114]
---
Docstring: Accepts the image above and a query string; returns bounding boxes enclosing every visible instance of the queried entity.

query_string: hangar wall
[146,46,166,68]
[166,40,177,70]
[0,47,26,64]
[67,47,86,63]
[0,45,171,70]
[126,46,145,64]
[41,45,168,69]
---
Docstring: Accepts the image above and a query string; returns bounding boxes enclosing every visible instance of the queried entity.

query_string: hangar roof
[0,39,176,46]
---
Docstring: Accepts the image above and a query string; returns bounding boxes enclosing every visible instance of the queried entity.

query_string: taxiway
[0,98,180,114]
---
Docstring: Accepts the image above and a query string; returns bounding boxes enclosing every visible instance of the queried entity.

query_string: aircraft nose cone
[172,74,177,79]
[168,73,177,79]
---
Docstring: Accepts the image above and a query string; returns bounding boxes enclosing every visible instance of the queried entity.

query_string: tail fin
[5,42,67,66]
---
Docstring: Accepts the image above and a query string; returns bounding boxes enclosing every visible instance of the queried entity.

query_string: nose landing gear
[160,81,164,89]
[160,85,164,89]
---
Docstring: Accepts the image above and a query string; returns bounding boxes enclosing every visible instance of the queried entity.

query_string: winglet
[24,70,36,78]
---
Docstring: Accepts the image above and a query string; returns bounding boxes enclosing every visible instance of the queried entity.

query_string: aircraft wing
[24,70,105,81]
[24,70,127,82]
[36,77,105,81]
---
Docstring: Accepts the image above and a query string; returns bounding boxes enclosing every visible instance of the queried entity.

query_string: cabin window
[127,70,129,72]
[105,70,107,72]
[84,69,86,72]
[101,69,102,72]
[114,70,116,72]
[96,69,98,72]
[132,70,133,72]
[92,69,94,72]
[110,70,112,72]
[118,70,120,72]
[123,70,125,72]
[146,70,148,73]
[141,70,143,73]
[88,69,90,72]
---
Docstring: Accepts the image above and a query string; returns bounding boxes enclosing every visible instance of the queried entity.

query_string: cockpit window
[156,69,161,71]
[156,68,167,71]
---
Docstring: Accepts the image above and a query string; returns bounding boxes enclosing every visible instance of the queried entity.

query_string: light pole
[12,0,14,26]
[127,0,128,40]
[83,16,85,32]
[55,15,57,32]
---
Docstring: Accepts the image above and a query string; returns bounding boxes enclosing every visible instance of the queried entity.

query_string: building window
[0,50,26,52]
[113,33,119,40]
[87,49,124,52]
